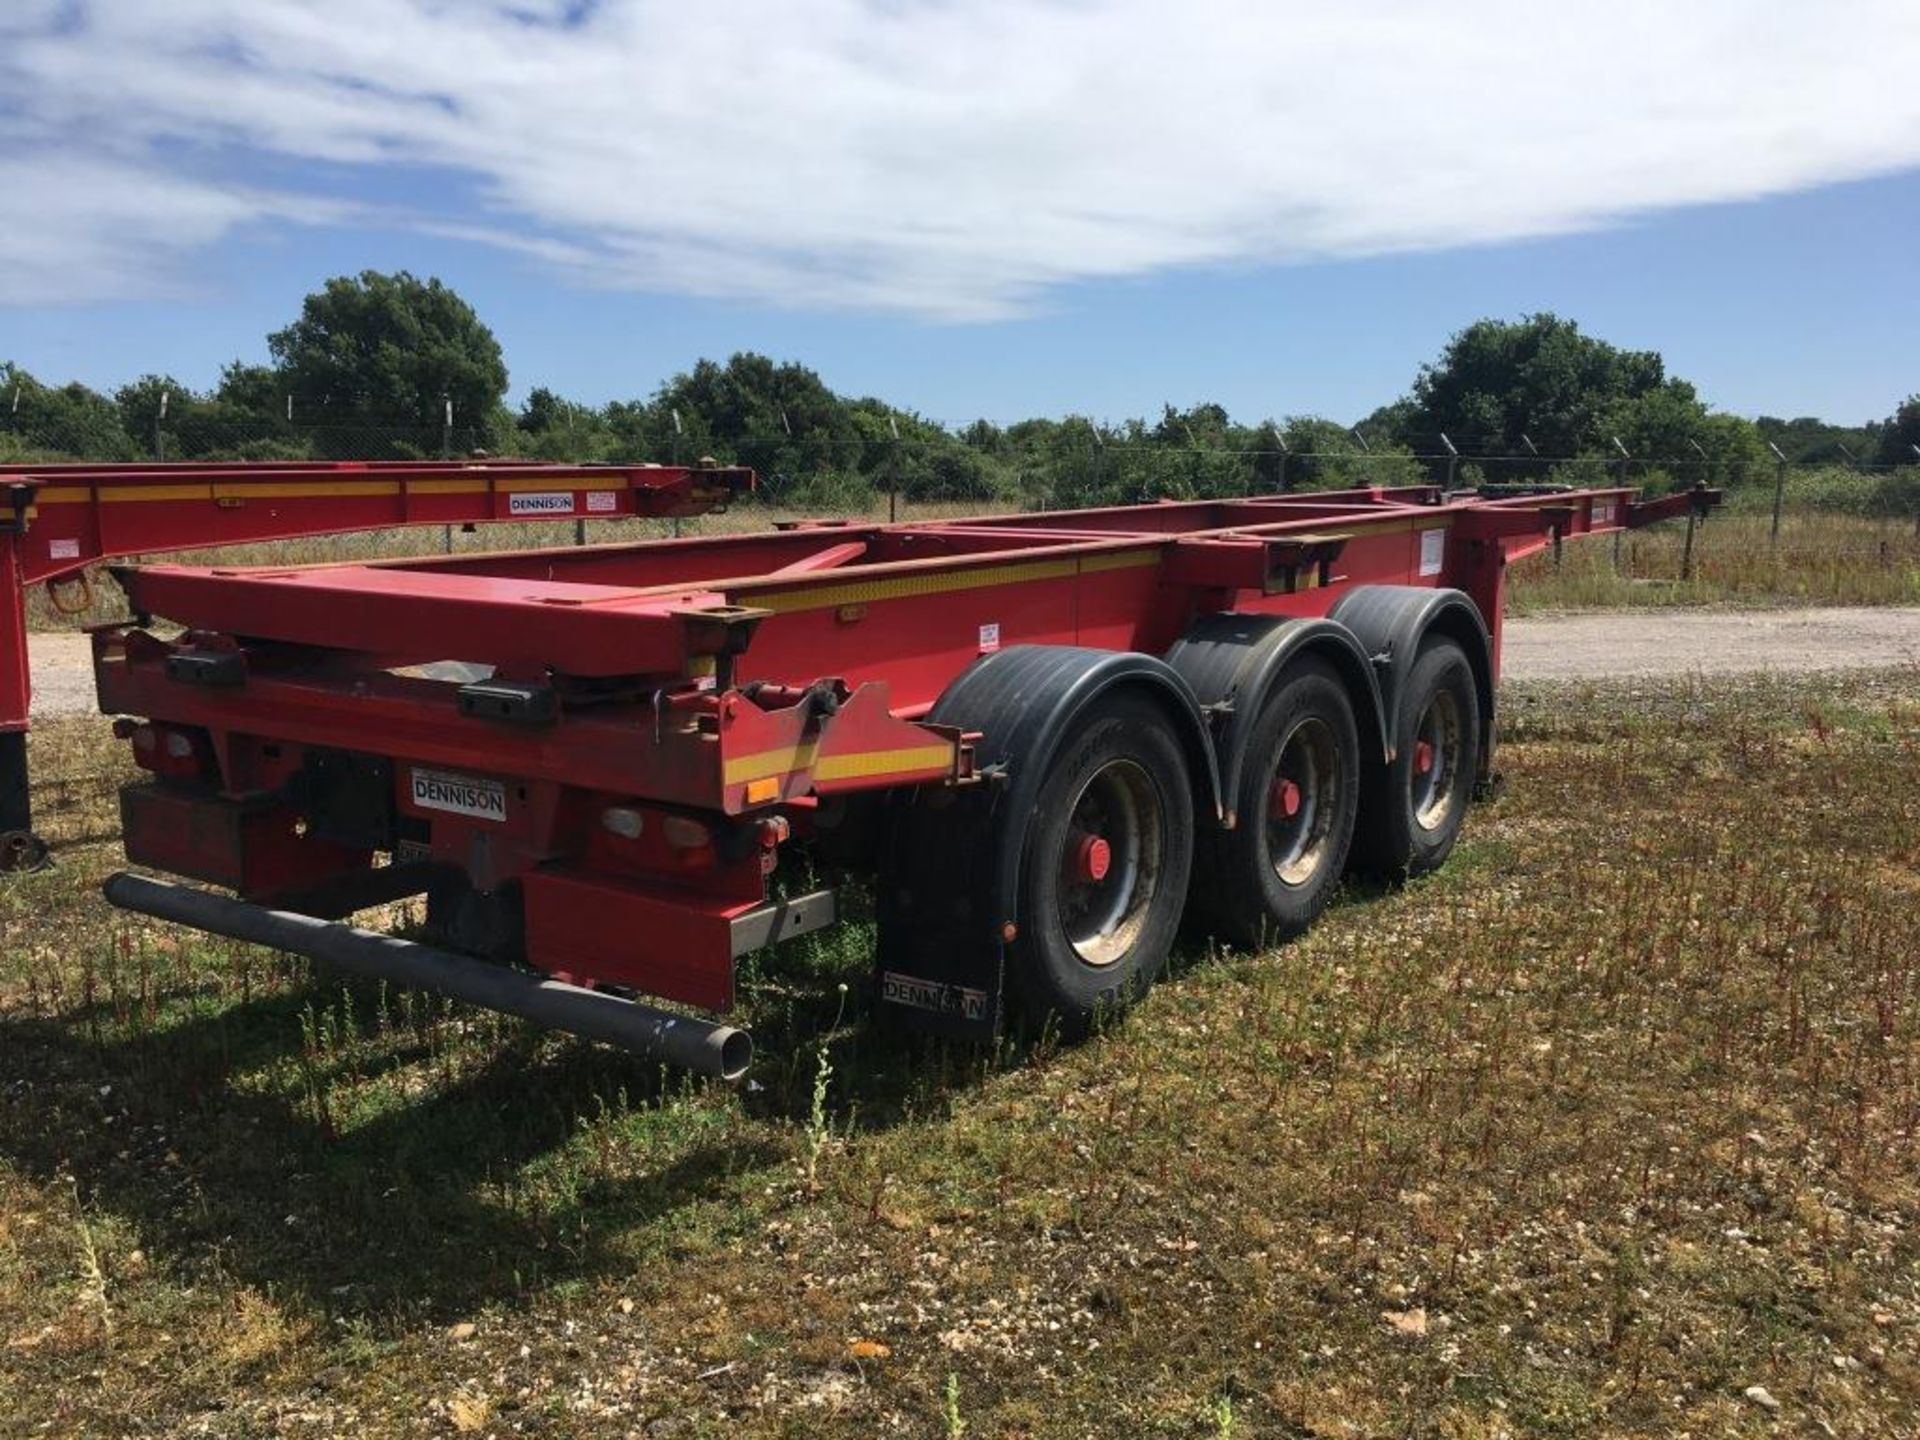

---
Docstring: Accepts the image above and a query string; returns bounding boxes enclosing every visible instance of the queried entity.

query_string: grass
[3,670,1917,1436]
[1505,512,1920,613]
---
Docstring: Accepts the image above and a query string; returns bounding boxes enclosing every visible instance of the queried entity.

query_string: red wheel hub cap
[1414,739,1435,775]
[1269,778,1303,820]
[1070,832,1112,883]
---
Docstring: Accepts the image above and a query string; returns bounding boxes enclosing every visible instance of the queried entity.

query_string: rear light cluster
[596,804,789,874]
[114,719,213,782]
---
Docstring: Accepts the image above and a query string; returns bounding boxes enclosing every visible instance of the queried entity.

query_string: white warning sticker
[1592,500,1616,526]
[978,622,1001,653]
[509,491,575,516]
[48,538,80,560]
[586,490,618,513]
[1418,526,1446,577]
[409,767,507,822]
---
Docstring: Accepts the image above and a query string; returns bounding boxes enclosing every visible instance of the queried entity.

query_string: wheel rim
[1410,689,1463,831]
[1057,758,1165,967]
[1264,716,1342,886]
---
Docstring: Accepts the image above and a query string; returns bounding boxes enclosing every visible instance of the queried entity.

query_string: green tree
[515,386,614,461]
[267,271,508,457]
[1603,385,1766,491]
[1397,314,1707,479]
[1873,395,1920,469]
[0,362,136,460]
[1755,414,1877,466]
[1273,416,1425,491]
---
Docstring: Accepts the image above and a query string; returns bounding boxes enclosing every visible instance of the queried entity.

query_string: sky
[2,0,1917,428]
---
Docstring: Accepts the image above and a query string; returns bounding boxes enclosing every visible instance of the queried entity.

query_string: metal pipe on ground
[102,871,752,1080]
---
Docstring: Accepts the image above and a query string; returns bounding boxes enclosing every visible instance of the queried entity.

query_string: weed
[942,1370,967,1438]
[802,982,849,1195]
[70,1177,111,1337]
[1207,1393,1235,1437]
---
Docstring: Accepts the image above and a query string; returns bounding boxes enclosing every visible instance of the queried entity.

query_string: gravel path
[27,633,97,719]
[1499,605,1920,681]
[24,605,1920,717]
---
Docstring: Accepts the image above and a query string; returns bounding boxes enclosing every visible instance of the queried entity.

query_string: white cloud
[2,0,1918,317]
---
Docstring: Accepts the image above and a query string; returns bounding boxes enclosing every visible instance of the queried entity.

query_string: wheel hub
[1268,778,1303,820]
[1413,739,1435,776]
[1069,832,1113,884]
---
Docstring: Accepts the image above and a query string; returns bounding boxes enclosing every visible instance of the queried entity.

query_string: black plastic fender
[874,645,1221,1040]
[1328,586,1496,772]
[1164,613,1387,830]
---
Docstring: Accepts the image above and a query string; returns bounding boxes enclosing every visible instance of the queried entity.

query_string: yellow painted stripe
[212,480,404,500]
[406,479,489,496]
[815,745,956,782]
[496,476,625,493]
[98,483,214,503]
[723,741,957,785]
[748,546,1160,615]
[1080,548,1163,575]
[71,477,636,504]
[723,741,820,785]
[95,480,410,503]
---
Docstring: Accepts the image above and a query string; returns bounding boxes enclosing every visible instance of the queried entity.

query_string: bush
[1722,464,1918,519]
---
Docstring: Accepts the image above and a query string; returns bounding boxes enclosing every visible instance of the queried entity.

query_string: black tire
[1353,637,1480,879]
[1192,658,1359,947]
[1009,694,1194,1033]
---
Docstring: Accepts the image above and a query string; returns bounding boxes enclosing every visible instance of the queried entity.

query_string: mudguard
[874,646,1220,1040]
[1165,613,1387,830]
[1328,586,1496,771]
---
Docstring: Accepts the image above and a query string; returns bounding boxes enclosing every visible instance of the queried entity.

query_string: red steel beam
[0,459,753,866]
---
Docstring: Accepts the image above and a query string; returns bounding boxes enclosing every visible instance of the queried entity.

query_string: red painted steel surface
[54,471,1714,1010]
[1,459,752,735]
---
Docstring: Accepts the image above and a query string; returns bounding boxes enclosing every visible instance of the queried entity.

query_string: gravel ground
[1497,604,1920,680]
[25,605,1920,717]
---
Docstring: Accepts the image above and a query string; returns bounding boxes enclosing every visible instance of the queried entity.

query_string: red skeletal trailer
[5,460,1716,1077]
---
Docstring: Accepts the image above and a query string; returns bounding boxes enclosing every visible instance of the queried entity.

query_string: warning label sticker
[979,622,1001,653]
[1418,527,1446,577]
[48,538,80,560]
[586,490,618,513]
[409,767,507,822]
[508,491,575,516]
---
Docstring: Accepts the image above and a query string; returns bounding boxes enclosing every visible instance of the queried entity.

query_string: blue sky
[4,2,1918,428]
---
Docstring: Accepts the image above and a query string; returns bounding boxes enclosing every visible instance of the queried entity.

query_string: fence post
[1678,439,1712,582]
[1609,436,1631,572]
[1767,443,1787,549]
[670,408,683,538]
[889,415,901,523]
[153,388,169,461]
[440,395,453,461]
[1439,433,1459,492]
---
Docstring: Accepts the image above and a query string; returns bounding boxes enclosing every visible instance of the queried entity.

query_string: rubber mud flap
[874,783,1005,1042]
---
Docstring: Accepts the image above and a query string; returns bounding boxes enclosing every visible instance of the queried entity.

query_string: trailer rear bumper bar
[101,871,753,1080]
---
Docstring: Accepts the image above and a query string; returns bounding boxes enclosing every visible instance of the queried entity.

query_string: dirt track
[24,606,1920,718]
